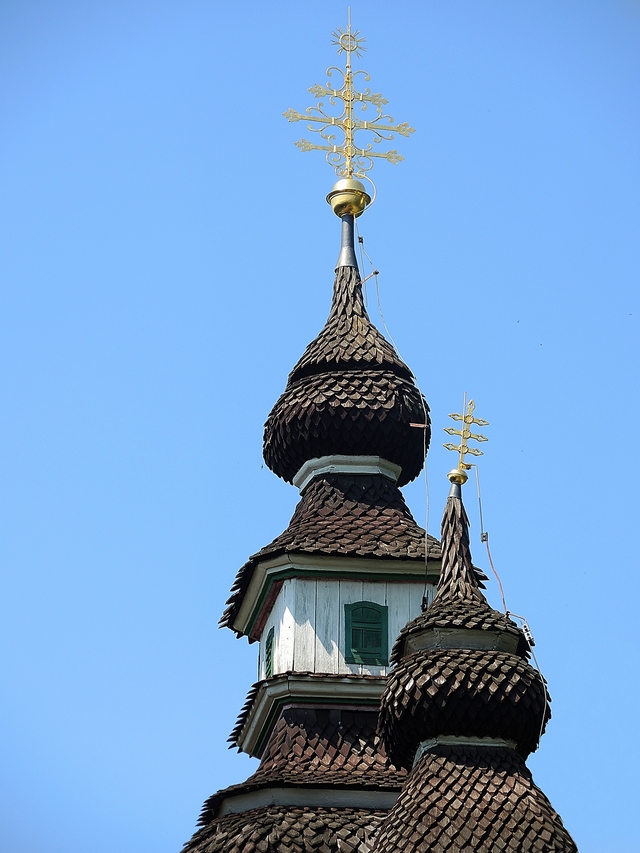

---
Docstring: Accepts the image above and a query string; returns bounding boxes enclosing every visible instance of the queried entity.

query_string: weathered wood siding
[258,577,434,679]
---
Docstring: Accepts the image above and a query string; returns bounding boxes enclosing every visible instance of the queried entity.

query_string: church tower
[182,18,578,853]
[182,18,438,853]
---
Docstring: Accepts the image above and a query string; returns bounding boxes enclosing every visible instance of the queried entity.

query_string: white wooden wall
[258,578,434,679]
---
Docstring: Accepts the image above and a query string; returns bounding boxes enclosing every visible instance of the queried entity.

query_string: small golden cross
[283,10,414,180]
[443,395,489,483]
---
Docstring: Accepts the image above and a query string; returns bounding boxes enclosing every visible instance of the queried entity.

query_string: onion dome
[373,481,578,853]
[263,263,430,487]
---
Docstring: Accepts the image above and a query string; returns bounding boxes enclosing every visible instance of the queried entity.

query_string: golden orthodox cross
[283,10,415,180]
[443,396,489,483]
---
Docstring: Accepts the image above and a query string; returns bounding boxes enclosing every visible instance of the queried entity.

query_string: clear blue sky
[0,2,638,851]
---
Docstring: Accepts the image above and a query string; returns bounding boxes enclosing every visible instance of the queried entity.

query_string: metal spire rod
[336,213,358,269]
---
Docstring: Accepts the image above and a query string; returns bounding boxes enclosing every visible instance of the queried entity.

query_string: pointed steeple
[432,481,486,606]
[388,407,522,663]
[287,264,412,384]
[373,411,578,853]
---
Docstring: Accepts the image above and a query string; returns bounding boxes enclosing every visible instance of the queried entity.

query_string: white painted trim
[237,674,385,757]
[218,786,398,816]
[293,455,402,492]
[233,551,439,636]
[405,628,519,655]
[413,735,517,766]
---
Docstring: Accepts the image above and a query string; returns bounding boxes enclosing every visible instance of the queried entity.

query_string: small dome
[379,647,549,769]
[377,488,550,769]
[263,266,429,485]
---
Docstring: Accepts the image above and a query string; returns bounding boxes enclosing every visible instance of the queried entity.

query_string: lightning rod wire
[354,221,431,601]
[471,464,548,751]
[472,464,508,614]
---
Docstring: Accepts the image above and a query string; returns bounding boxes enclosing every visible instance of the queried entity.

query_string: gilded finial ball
[448,467,468,485]
[326,178,371,217]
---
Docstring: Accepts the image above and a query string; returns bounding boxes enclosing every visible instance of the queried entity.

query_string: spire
[372,405,577,853]
[225,17,434,644]
[283,12,414,267]
[433,483,486,606]
[288,265,411,383]
[378,403,552,764]
[265,19,428,485]
[430,397,490,606]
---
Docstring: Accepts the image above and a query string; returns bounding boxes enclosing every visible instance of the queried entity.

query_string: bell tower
[183,17,438,853]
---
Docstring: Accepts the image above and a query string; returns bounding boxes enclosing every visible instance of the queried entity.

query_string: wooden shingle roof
[199,706,406,827]
[373,745,577,853]
[263,266,430,486]
[254,474,438,562]
[379,647,549,768]
[183,705,408,853]
[219,474,440,633]
[183,807,387,853]
[287,265,412,383]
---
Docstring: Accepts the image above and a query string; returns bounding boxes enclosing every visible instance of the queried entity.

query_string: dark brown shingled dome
[263,266,429,486]
[379,646,548,767]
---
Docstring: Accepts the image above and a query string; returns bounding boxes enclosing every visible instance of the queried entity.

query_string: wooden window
[344,602,388,665]
[264,627,274,678]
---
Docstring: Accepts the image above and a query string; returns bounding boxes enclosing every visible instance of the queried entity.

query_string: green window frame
[264,627,274,678]
[344,601,388,665]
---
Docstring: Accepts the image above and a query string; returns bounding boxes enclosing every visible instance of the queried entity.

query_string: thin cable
[472,464,508,614]
[354,227,402,358]
[354,224,431,604]
[373,272,403,358]
[354,219,368,308]
[421,399,431,609]
[506,612,549,751]
[473,462,486,539]
[483,534,507,613]
[472,464,547,749]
